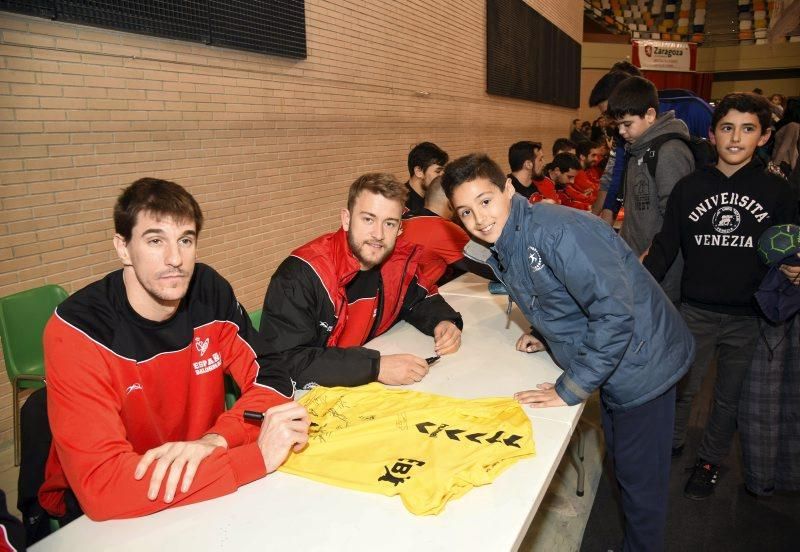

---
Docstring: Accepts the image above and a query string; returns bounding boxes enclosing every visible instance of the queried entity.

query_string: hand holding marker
[244,410,319,432]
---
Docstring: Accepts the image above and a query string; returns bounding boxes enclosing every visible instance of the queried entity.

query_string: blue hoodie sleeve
[544,220,635,405]
[602,144,627,212]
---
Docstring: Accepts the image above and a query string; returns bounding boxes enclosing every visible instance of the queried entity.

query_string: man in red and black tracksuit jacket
[259,173,463,389]
[21,178,308,532]
[40,264,296,521]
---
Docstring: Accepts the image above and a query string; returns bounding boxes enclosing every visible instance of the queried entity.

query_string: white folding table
[32,279,584,552]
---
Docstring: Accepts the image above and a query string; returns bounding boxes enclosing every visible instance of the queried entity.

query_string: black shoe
[671,445,684,458]
[684,460,719,500]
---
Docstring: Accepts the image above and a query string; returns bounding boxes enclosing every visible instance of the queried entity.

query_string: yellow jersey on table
[279,383,535,515]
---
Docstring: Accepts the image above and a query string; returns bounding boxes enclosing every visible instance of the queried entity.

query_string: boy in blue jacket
[442,154,695,552]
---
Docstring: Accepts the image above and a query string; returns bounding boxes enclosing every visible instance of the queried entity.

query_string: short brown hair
[114,177,203,241]
[347,173,408,212]
[606,76,659,119]
[711,92,773,134]
[441,154,507,199]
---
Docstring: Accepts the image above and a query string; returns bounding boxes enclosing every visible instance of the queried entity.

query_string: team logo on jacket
[195,337,209,356]
[194,352,222,375]
[528,246,544,272]
[711,206,741,234]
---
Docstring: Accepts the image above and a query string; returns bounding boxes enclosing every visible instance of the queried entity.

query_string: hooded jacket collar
[627,110,690,156]
[493,194,528,260]
[704,156,767,182]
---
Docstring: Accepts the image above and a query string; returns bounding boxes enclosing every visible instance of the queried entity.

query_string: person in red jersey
[530,154,580,206]
[563,141,606,210]
[30,178,307,526]
[401,177,495,285]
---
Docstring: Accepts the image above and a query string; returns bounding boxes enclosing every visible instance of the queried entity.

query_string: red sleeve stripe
[0,526,18,552]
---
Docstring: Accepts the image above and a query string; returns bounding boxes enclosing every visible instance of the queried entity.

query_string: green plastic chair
[0,284,69,465]
[223,309,261,410]
[248,309,262,332]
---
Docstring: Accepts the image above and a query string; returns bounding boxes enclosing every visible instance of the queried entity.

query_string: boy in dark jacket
[443,154,694,552]
[607,76,695,303]
[643,93,799,499]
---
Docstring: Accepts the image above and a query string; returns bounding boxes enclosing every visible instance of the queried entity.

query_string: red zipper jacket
[258,228,462,389]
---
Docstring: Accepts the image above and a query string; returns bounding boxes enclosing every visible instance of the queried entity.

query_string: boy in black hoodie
[643,93,799,500]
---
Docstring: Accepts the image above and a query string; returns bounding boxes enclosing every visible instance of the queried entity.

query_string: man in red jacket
[530,154,581,206]
[563,141,606,211]
[30,178,308,526]
[259,173,463,389]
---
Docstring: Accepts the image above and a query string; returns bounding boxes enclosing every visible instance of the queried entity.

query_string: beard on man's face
[347,231,392,269]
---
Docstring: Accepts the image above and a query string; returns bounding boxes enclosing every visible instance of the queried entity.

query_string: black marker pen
[243,410,318,428]
[425,355,441,366]
[243,410,265,422]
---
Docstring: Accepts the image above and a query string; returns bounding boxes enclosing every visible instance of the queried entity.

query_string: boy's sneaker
[684,460,719,500]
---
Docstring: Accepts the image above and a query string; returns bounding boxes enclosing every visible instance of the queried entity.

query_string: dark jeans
[602,386,676,552]
[673,303,759,464]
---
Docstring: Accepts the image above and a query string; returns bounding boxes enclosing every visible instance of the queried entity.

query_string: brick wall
[0,1,582,446]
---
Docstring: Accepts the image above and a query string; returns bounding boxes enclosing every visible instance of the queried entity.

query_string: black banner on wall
[0,0,307,59]
[487,0,580,108]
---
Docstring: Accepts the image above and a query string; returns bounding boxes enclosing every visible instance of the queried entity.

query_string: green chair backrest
[224,309,262,409]
[248,309,262,332]
[224,374,241,410]
[0,285,69,380]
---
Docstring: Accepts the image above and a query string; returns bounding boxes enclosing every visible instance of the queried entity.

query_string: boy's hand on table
[514,383,567,408]
[516,333,545,353]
